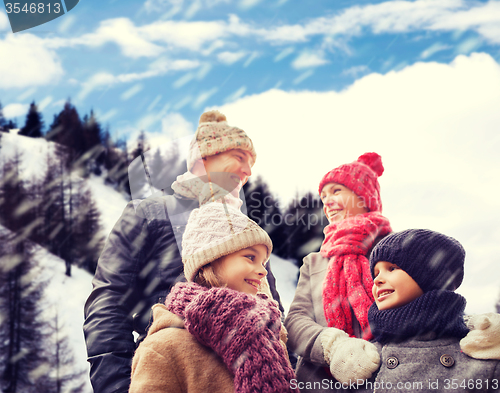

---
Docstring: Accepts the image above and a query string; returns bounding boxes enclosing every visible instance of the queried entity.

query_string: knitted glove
[183,286,298,393]
[460,313,500,359]
[320,328,380,383]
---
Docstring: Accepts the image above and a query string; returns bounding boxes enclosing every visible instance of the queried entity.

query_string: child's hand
[321,328,380,384]
[460,313,500,359]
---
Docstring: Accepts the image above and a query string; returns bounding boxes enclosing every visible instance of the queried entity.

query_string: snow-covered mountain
[0,131,299,392]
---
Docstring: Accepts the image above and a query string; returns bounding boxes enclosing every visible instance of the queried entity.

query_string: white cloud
[32,1,500,65]
[240,0,263,9]
[0,11,9,31]
[121,84,144,101]
[192,87,218,108]
[58,14,76,34]
[0,34,63,89]
[141,19,230,51]
[220,52,500,205]
[77,58,199,100]
[3,103,29,118]
[143,0,182,15]
[96,108,118,123]
[342,65,370,78]
[420,42,451,59]
[243,51,259,67]
[292,70,314,84]
[217,52,500,313]
[38,96,53,111]
[217,50,247,65]
[161,112,195,138]
[173,73,195,88]
[292,51,329,69]
[47,18,164,58]
[143,0,231,18]
[274,47,295,62]
[224,86,246,103]
[455,36,482,55]
[258,0,500,46]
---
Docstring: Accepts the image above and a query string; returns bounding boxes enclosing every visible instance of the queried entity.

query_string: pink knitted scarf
[321,212,391,340]
[166,282,298,393]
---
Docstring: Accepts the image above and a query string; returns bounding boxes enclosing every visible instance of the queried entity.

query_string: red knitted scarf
[321,212,391,340]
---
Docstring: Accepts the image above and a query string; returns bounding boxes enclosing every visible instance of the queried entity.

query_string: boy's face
[372,261,424,311]
[202,149,254,193]
[320,182,368,223]
[212,244,268,295]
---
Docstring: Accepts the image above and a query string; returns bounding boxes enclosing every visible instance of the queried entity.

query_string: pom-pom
[199,110,227,124]
[358,152,384,177]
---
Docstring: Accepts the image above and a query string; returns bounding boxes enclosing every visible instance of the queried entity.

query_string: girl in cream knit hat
[129,202,297,393]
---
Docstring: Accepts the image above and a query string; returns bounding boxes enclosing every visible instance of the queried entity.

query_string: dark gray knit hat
[369,229,465,292]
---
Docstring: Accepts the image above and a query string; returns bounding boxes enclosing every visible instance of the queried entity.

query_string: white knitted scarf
[171,171,243,209]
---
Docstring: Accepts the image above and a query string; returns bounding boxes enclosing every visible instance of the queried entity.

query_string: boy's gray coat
[293,335,500,393]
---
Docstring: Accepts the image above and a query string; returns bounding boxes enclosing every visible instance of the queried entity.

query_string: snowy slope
[0,132,300,392]
[35,240,94,393]
[0,223,94,393]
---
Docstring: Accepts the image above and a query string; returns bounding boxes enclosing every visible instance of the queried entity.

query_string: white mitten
[460,313,500,359]
[320,328,380,383]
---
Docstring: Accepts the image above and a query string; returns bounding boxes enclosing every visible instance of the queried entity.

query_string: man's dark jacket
[83,193,282,393]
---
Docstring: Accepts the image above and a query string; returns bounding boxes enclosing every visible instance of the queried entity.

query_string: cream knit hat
[182,202,272,282]
[187,110,257,171]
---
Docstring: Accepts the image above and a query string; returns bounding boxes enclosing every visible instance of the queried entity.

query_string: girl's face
[372,261,424,311]
[320,182,368,223]
[212,244,268,295]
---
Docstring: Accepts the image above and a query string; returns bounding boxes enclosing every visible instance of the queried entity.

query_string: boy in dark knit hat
[361,229,500,393]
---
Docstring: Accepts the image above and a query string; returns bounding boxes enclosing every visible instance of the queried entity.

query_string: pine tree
[0,101,7,130]
[37,154,66,258]
[130,130,149,162]
[49,309,86,393]
[19,101,44,138]
[0,232,53,393]
[148,142,186,196]
[282,192,328,266]
[81,110,105,177]
[243,176,287,257]
[103,136,130,194]
[4,120,17,132]
[46,101,84,172]
[71,185,103,273]
[0,151,27,232]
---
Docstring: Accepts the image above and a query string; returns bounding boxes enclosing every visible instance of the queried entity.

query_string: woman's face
[320,182,368,223]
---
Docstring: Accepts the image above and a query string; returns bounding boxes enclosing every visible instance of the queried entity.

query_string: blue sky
[1,0,499,138]
[1,0,500,312]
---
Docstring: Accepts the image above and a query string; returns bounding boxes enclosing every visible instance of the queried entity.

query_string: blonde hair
[194,262,224,289]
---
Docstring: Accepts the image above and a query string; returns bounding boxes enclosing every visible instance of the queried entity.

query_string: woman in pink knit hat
[285,152,393,391]
[129,202,298,393]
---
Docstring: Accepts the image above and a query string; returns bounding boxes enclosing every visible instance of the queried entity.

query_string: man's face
[202,149,254,192]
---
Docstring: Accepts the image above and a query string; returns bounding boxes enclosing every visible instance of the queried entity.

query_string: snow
[36,243,94,393]
[86,174,129,237]
[270,253,299,316]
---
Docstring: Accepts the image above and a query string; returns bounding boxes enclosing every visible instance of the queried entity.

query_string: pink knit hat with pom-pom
[318,152,384,212]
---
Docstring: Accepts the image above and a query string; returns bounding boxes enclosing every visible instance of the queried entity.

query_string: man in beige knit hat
[83,110,283,393]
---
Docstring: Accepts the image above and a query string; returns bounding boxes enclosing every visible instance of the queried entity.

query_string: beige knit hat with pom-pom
[182,202,272,282]
[187,110,257,171]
